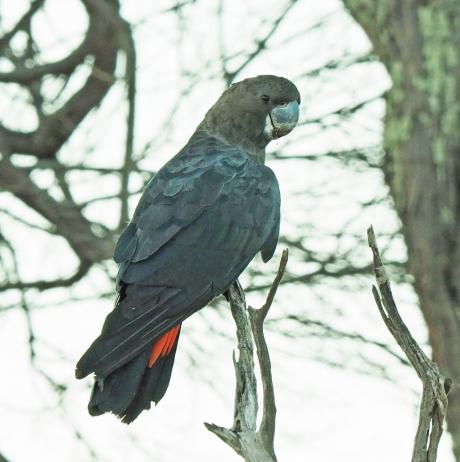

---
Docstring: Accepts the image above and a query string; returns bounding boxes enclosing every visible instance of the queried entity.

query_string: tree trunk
[342,1,460,459]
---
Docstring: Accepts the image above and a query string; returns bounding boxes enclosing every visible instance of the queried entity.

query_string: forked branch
[368,226,451,462]
[205,249,288,462]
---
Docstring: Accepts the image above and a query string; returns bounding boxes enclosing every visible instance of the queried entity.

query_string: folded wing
[75,131,280,379]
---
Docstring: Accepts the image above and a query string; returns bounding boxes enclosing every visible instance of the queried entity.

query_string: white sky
[0,1,455,461]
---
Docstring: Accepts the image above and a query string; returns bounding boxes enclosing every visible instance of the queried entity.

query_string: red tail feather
[148,325,181,368]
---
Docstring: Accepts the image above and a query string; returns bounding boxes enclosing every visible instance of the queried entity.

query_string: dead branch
[0,0,46,53]
[0,154,113,263]
[0,261,91,292]
[0,0,119,158]
[368,226,451,462]
[0,450,12,462]
[205,249,288,462]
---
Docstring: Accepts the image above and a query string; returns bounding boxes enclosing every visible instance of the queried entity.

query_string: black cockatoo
[76,75,300,423]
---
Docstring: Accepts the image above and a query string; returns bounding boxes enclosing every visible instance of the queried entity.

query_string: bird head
[201,75,300,159]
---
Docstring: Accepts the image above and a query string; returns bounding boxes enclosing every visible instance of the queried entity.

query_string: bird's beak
[264,100,299,140]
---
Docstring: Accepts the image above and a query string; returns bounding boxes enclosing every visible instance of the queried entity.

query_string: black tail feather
[87,333,180,423]
[88,348,150,417]
[122,335,180,423]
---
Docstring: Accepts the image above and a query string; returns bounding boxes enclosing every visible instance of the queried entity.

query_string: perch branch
[249,249,288,453]
[205,250,288,462]
[367,226,451,462]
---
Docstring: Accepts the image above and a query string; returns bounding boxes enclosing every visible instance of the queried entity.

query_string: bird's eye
[261,94,270,102]
[279,101,288,107]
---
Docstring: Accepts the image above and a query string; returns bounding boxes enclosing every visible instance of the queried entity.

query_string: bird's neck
[249,148,266,164]
[196,122,267,165]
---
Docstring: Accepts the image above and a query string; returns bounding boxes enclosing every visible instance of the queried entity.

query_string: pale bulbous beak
[264,100,299,140]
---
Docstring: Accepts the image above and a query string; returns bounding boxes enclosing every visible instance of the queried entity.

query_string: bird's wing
[76,131,280,379]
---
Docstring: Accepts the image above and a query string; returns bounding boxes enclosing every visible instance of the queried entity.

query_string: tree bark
[342,1,460,459]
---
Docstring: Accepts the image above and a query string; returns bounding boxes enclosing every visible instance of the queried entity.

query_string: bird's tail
[88,324,181,424]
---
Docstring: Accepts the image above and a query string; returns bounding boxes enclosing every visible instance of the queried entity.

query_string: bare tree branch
[0,450,12,462]
[205,251,288,462]
[118,20,137,230]
[18,160,151,175]
[248,249,288,455]
[0,154,113,263]
[368,226,451,462]
[0,261,90,292]
[0,0,119,158]
[0,29,93,83]
[275,315,410,368]
[0,0,46,53]
[221,0,298,84]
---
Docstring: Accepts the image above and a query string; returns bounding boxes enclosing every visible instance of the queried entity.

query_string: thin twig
[248,249,288,454]
[118,18,137,230]
[223,0,298,84]
[1,261,91,292]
